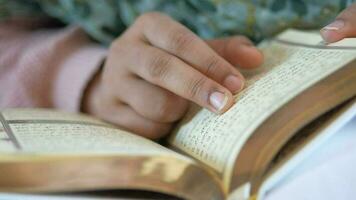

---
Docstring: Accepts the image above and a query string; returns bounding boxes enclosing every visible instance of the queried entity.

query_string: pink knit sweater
[0,21,107,112]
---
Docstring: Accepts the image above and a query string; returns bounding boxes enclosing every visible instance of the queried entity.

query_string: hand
[320,3,356,43]
[83,12,263,139]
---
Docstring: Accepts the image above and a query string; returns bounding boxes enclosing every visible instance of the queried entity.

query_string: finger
[127,43,234,114]
[134,12,244,94]
[320,3,356,43]
[114,76,189,123]
[97,100,172,140]
[206,36,264,69]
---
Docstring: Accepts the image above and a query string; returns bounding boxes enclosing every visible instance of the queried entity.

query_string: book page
[0,108,189,160]
[168,29,356,189]
[0,109,227,200]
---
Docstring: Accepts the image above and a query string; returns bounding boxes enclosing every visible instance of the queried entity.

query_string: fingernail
[209,91,228,112]
[322,20,344,31]
[223,75,244,93]
[320,20,344,42]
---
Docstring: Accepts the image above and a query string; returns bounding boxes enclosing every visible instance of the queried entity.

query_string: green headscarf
[1,0,353,44]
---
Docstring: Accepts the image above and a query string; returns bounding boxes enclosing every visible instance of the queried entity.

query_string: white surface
[259,101,356,199]
[265,116,356,200]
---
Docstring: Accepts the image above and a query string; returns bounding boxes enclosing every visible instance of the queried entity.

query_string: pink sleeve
[0,22,107,112]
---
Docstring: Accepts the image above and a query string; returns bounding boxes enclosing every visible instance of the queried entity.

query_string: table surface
[265,116,356,200]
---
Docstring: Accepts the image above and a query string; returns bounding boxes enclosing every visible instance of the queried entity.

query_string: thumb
[320,3,356,43]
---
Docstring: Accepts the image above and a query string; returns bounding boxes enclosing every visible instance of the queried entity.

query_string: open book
[0,30,355,200]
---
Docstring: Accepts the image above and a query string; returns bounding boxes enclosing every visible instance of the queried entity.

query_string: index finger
[135,12,245,94]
